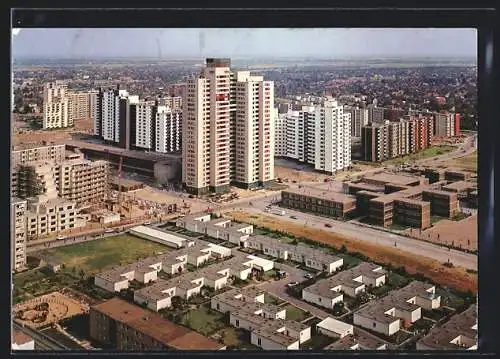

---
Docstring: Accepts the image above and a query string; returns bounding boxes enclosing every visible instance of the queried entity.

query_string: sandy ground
[12,130,73,147]
[13,292,86,329]
[132,187,209,213]
[229,211,477,293]
[409,215,477,251]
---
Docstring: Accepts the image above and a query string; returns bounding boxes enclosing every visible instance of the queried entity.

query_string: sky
[11,28,477,60]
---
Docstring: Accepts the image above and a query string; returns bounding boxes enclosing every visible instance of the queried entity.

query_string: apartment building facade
[25,197,78,240]
[274,100,351,174]
[281,188,357,219]
[11,198,27,272]
[43,82,70,129]
[11,143,66,167]
[345,105,369,138]
[155,106,182,153]
[97,87,139,149]
[57,155,109,206]
[13,162,59,200]
[130,101,157,150]
[434,112,457,137]
[182,58,274,194]
[67,90,91,123]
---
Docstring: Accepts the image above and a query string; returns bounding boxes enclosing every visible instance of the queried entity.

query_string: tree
[171,296,185,310]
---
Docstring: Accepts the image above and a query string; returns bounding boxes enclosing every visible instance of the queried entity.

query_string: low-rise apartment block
[422,189,459,218]
[441,180,477,200]
[354,281,441,336]
[57,154,109,206]
[25,197,78,240]
[11,143,66,167]
[302,263,386,309]
[175,214,343,273]
[94,240,233,295]
[133,253,273,311]
[316,317,354,339]
[11,198,28,272]
[89,297,226,350]
[211,287,311,350]
[417,304,477,350]
[281,188,357,219]
[246,236,343,274]
[444,168,472,182]
[324,327,391,350]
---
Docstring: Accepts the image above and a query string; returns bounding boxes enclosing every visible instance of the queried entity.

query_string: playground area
[13,292,87,329]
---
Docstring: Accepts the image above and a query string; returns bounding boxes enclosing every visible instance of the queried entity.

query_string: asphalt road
[234,195,476,270]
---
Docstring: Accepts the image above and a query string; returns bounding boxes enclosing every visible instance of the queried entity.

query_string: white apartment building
[25,197,78,240]
[275,99,351,175]
[43,82,70,129]
[158,96,182,112]
[133,101,156,150]
[182,58,275,194]
[100,88,139,149]
[57,154,109,206]
[234,71,274,188]
[11,198,27,272]
[13,162,59,200]
[156,106,182,153]
[345,106,369,138]
[274,112,287,157]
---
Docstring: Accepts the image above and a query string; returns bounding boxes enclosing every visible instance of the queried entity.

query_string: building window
[235,320,239,327]
[257,338,262,346]
[373,322,376,328]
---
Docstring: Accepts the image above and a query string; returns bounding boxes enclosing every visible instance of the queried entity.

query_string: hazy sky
[11,28,477,59]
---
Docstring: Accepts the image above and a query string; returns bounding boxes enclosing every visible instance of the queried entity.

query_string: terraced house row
[211,287,311,350]
[176,213,344,273]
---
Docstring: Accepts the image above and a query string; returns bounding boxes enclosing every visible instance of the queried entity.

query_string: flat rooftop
[130,226,187,247]
[442,181,476,191]
[61,139,181,163]
[284,187,356,204]
[362,172,423,186]
[92,297,224,350]
[418,304,477,350]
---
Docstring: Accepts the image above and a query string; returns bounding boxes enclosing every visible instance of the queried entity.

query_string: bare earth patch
[407,215,477,251]
[13,291,87,329]
[228,211,477,293]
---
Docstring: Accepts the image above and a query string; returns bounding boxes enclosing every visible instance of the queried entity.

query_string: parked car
[104,229,114,233]
[144,221,151,225]
[324,223,332,228]
[290,215,298,219]
[287,282,299,288]
[56,235,66,240]
[304,273,314,280]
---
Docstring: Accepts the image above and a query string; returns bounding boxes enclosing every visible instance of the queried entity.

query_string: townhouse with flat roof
[417,304,477,350]
[94,241,232,293]
[210,287,311,350]
[302,262,386,309]
[131,253,274,312]
[246,236,344,273]
[324,327,392,350]
[89,297,226,350]
[354,281,441,336]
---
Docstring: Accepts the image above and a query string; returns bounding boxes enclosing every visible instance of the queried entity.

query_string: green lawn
[385,145,456,165]
[285,304,310,322]
[301,333,337,350]
[369,272,411,298]
[264,292,284,305]
[215,327,260,350]
[181,304,227,336]
[337,253,362,269]
[34,234,170,274]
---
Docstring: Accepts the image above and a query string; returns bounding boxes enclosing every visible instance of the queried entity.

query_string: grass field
[450,151,477,172]
[284,304,309,322]
[215,327,260,350]
[385,145,456,165]
[181,304,226,336]
[34,235,170,274]
[264,292,284,305]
